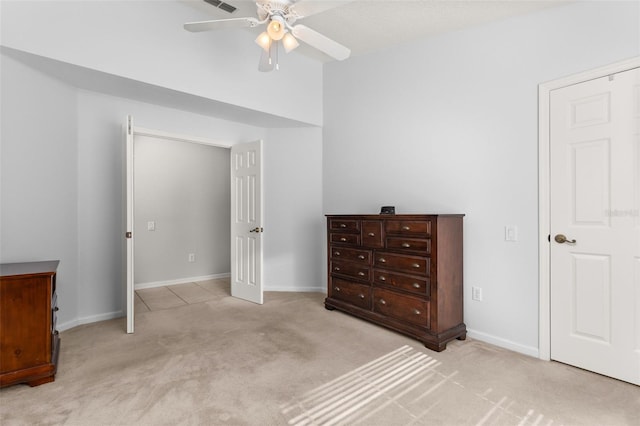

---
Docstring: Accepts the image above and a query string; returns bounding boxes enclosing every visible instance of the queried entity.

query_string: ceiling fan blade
[184,17,260,32]
[258,46,275,72]
[291,24,350,61]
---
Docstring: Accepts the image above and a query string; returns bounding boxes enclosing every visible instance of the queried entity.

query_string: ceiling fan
[184,0,351,72]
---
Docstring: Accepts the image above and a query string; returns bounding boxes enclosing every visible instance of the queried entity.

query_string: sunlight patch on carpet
[281,345,559,426]
[281,345,443,425]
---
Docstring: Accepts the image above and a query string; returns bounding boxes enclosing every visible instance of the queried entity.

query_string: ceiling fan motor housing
[257,1,299,26]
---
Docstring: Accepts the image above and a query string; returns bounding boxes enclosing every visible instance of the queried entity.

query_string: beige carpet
[1,288,638,425]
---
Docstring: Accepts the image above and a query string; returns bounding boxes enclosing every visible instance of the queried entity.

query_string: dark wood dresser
[0,260,60,387]
[325,215,465,351]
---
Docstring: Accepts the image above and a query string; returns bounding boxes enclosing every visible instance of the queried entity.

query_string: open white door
[125,115,135,333]
[230,140,264,304]
[549,67,640,385]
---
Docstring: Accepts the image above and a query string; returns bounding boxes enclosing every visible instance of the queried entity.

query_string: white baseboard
[265,285,326,293]
[135,273,230,290]
[58,310,124,332]
[466,328,539,358]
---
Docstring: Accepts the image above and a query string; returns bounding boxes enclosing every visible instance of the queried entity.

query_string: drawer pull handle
[413,309,421,315]
[412,283,421,289]
[380,299,387,305]
[334,267,341,271]
[401,243,411,248]
[54,306,60,312]
[402,226,410,231]
[340,237,347,242]
[334,251,341,256]
[334,287,341,292]
[379,276,386,281]
[379,258,386,263]
[412,263,421,268]
[340,223,347,228]
[358,272,365,276]
[358,255,365,260]
[368,232,375,237]
[359,294,365,299]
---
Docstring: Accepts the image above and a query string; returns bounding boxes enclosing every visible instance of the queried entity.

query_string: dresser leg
[325,304,336,311]
[27,375,54,387]
[457,332,467,341]
[423,341,447,352]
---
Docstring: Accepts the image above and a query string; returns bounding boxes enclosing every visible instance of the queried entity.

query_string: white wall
[263,127,324,292]
[323,1,640,355]
[74,90,268,325]
[134,136,230,285]
[0,55,79,326]
[1,46,325,328]
[0,0,323,126]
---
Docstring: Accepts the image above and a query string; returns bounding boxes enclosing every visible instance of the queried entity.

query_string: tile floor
[135,277,231,312]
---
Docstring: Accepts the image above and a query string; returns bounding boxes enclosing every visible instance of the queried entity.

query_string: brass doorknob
[554,234,576,244]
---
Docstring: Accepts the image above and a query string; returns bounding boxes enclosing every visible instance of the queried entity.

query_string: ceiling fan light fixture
[267,15,286,41]
[255,31,271,52]
[282,32,299,53]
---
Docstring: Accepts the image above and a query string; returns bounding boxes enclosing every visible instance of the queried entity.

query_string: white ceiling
[181,0,576,61]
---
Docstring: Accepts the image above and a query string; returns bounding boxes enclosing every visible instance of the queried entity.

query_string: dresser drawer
[373,288,429,328]
[330,233,360,245]
[373,270,430,296]
[386,220,432,237]
[362,220,384,248]
[374,252,429,276]
[386,237,431,254]
[329,218,360,232]
[330,260,370,281]
[330,246,371,264]
[331,278,371,310]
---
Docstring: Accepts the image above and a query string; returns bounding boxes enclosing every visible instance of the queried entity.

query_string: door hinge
[126,232,132,239]
[548,234,551,242]
[127,116,132,135]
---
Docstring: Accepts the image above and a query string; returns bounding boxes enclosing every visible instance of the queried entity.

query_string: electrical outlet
[472,286,483,301]
[188,253,195,263]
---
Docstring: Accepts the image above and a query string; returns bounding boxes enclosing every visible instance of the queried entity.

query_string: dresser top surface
[325,214,465,218]
[0,260,60,278]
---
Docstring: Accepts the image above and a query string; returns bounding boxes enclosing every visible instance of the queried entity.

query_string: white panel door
[125,115,135,333]
[550,67,640,385]
[230,140,264,304]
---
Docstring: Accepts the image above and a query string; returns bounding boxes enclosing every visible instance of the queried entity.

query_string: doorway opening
[132,131,231,313]
[125,121,265,332]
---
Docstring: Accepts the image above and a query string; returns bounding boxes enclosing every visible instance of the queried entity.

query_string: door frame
[125,120,234,333]
[537,56,640,360]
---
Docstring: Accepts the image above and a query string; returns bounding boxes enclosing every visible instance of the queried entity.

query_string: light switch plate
[505,225,518,241]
